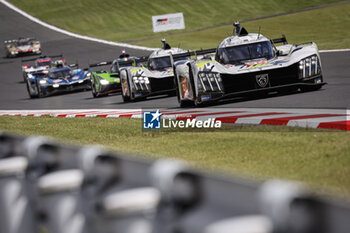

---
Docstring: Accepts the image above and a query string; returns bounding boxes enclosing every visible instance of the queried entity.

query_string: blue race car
[22,55,64,82]
[26,63,91,98]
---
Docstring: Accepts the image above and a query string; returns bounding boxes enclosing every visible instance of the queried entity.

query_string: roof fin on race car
[257,26,261,39]
[161,39,171,50]
[233,21,248,37]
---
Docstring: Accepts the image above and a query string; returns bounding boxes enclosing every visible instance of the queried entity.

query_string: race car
[21,55,65,82]
[26,62,91,98]
[4,38,41,58]
[172,22,326,107]
[89,56,141,97]
[119,39,188,102]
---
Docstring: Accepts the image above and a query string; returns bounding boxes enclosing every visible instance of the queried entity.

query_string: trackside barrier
[0,132,349,233]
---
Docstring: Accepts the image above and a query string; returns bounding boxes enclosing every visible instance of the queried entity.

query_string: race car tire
[6,53,15,58]
[36,81,47,98]
[175,76,194,107]
[121,75,131,102]
[26,80,38,98]
[23,72,28,82]
[92,83,98,98]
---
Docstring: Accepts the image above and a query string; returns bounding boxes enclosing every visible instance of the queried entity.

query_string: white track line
[1,0,349,54]
[319,49,350,53]
[0,0,156,51]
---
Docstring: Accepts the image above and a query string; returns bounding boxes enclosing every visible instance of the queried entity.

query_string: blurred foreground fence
[0,132,349,233]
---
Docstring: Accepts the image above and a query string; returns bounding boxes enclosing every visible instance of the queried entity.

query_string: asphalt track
[0,3,349,110]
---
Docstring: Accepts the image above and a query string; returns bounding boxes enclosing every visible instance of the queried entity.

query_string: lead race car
[26,61,91,98]
[4,37,41,58]
[172,22,326,107]
[89,55,142,97]
[119,39,188,102]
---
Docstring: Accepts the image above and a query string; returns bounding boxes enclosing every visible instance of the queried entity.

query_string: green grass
[137,2,350,50]
[0,116,349,197]
[8,0,349,49]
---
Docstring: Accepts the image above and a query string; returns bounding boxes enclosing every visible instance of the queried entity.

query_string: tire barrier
[0,132,349,233]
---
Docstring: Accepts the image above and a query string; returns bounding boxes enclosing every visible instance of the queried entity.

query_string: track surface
[0,3,349,110]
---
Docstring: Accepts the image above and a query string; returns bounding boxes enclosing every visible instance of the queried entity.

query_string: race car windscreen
[217,41,274,64]
[148,56,172,70]
[16,41,31,46]
[149,56,188,70]
[49,68,72,79]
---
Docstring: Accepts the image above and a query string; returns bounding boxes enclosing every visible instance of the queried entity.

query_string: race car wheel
[92,83,98,98]
[175,74,194,107]
[26,80,38,98]
[36,81,47,98]
[23,72,28,82]
[121,77,131,102]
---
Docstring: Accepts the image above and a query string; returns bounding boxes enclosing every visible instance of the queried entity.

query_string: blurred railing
[0,132,349,233]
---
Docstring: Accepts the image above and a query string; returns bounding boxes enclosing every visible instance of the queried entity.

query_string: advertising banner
[152,12,185,32]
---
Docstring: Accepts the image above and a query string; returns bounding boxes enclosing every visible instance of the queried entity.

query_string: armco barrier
[0,132,349,233]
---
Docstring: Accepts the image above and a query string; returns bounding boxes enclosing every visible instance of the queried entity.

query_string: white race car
[119,40,188,102]
[173,22,326,107]
[4,37,41,58]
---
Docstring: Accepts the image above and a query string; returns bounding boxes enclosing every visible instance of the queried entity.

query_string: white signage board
[152,12,185,33]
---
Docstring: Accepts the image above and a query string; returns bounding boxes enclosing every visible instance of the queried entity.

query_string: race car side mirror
[276,50,289,56]
[69,63,79,68]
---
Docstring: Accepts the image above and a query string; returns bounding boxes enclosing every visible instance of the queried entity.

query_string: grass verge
[8,0,350,50]
[136,2,350,50]
[0,116,349,197]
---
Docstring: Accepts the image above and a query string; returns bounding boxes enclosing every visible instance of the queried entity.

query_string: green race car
[90,57,140,97]
[90,70,121,97]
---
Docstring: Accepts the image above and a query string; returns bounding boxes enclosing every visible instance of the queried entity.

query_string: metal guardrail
[0,132,349,233]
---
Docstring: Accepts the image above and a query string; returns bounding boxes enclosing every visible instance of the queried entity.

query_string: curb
[0,109,348,131]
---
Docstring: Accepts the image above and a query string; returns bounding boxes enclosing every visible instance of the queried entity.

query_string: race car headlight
[197,72,223,92]
[39,80,47,85]
[100,79,109,85]
[86,73,91,78]
[298,55,320,79]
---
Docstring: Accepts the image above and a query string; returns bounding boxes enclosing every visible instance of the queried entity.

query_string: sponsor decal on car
[244,60,271,69]
[195,60,215,69]
[52,79,62,83]
[255,74,269,88]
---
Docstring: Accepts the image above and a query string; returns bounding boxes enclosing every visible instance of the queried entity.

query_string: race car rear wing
[271,35,288,45]
[171,48,217,60]
[89,61,113,67]
[4,38,37,44]
[21,54,63,63]
[69,63,79,68]
[168,48,217,66]
[89,56,148,68]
